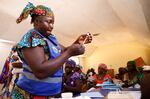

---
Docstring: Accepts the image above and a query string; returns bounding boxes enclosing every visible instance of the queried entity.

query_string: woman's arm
[60,44,67,53]
[64,79,83,93]
[22,44,85,79]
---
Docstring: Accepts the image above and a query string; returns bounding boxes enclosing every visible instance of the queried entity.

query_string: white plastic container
[61,92,73,98]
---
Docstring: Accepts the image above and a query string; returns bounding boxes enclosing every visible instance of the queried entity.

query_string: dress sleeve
[17,30,46,49]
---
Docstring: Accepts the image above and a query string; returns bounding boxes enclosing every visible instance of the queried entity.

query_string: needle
[93,33,100,36]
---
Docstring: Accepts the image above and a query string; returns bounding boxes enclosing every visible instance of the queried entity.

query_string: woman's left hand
[74,33,92,44]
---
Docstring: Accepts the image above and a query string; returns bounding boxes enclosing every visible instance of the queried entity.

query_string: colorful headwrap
[16,2,54,24]
[98,63,108,70]
[65,60,76,68]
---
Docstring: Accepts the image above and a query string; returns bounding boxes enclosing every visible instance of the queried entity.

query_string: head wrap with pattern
[65,59,76,68]
[98,63,108,70]
[16,2,54,24]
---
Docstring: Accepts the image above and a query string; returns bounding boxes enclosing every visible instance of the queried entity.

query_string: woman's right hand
[74,33,92,45]
[67,44,85,56]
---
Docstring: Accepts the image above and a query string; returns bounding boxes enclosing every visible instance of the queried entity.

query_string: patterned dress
[12,29,62,99]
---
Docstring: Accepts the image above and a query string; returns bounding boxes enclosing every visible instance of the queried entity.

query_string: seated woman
[117,67,128,82]
[93,63,112,84]
[81,68,97,92]
[122,61,140,88]
[86,68,96,82]
[0,49,23,98]
[74,65,86,81]
[63,60,84,96]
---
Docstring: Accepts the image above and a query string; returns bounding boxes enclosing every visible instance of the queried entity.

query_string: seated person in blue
[11,2,92,99]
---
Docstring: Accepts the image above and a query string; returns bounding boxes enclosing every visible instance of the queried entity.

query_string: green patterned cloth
[17,29,50,61]
[16,2,53,23]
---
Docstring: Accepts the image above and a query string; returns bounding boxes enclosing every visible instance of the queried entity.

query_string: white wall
[81,41,150,74]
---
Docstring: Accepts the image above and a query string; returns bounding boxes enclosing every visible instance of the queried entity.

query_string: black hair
[31,14,39,24]
[86,68,96,75]
[127,62,137,72]
[119,67,127,74]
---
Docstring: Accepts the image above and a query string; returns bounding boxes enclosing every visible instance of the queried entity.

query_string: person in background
[12,2,92,99]
[118,67,128,82]
[75,65,86,82]
[6,54,23,98]
[63,60,84,96]
[122,61,139,88]
[136,66,144,84]
[0,45,23,99]
[141,66,150,99]
[113,67,129,87]
[81,68,97,92]
[93,63,112,84]
[86,68,96,81]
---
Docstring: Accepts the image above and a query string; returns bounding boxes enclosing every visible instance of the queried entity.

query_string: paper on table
[96,83,115,87]
[86,87,96,92]
[129,91,141,99]
[107,91,141,99]
[107,91,133,99]
[80,92,104,97]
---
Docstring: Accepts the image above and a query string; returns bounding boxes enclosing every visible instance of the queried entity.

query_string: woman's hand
[67,44,85,56]
[74,33,92,44]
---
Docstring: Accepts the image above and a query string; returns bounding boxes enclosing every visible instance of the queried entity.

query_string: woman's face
[119,68,127,74]
[65,66,73,74]
[98,67,107,74]
[127,64,136,72]
[34,16,54,36]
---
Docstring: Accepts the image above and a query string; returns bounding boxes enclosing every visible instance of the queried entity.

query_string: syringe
[82,32,100,44]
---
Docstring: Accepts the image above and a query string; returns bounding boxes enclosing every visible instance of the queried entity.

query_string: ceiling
[0,0,150,56]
